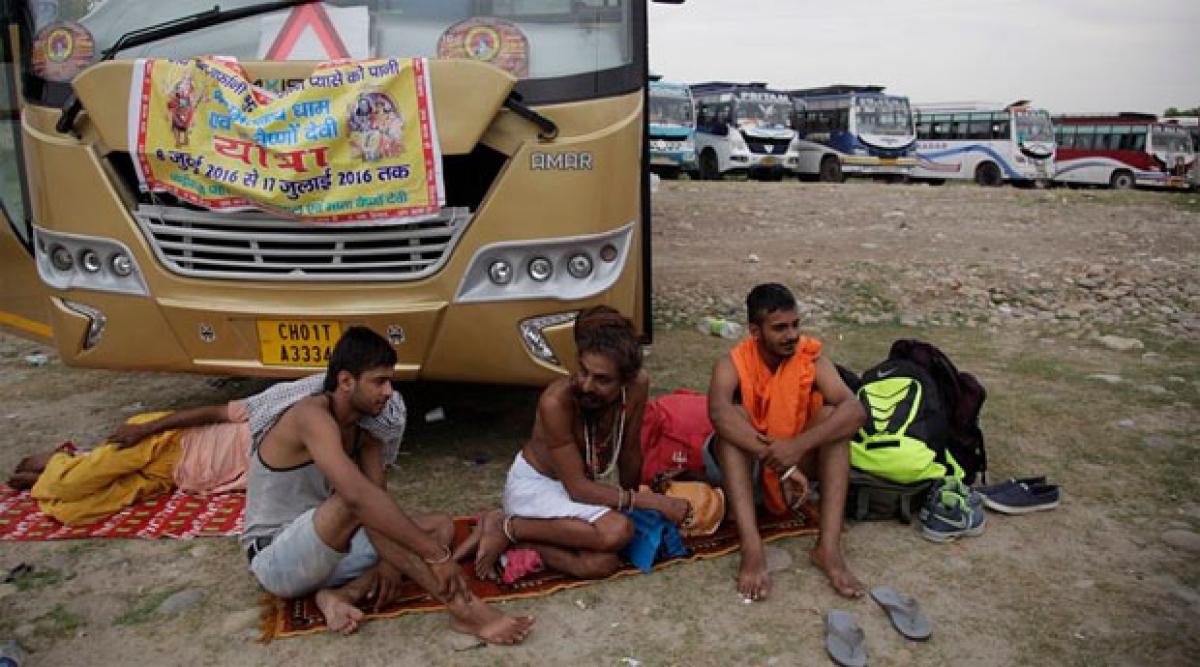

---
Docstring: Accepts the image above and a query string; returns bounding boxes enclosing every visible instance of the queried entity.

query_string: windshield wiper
[56,0,317,135]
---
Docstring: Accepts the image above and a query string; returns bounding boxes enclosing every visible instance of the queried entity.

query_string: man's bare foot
[736,550,770,601]
[811,547,865,599]
[474,509,510,581]
[315,588,366,636]
[448,596,534,645]
[6,471,40,490]
[451,518,483,563]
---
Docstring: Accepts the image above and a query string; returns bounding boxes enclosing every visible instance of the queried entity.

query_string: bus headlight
[567,253,593,279]
[454,223,633,304]
[110,253,134,277]
[488,260,513,285]
[33,226,149,296]
[528,257,553,282]
[79,250,102,273]
[50,245,73,271]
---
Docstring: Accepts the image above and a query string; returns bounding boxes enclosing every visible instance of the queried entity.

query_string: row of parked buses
[647,80,1200,191]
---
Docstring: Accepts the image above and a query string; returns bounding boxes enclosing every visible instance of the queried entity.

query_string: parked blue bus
[648,79,698,179]
[787,85,916,182]
[691,82,800,181]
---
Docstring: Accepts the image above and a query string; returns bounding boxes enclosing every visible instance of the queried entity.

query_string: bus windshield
[649,92,693,127]
[854,96,911,136]
[1150,128,1194,154]
[1015,111,1054,143]
[26,0,633,102]
[736,98,791,130]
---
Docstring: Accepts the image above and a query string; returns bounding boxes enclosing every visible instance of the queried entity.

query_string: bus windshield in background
[1150,127,1194,154]
[854,97,911,136]
[736,97,791,130]
[649,92,693,127]
[25,0,633,103]
[1015,111,1054,143]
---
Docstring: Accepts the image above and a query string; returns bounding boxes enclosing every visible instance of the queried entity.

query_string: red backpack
[639,390,714,485]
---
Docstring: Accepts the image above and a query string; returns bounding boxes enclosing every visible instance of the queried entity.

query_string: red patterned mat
[0,487,244,540]
[261,504,819,641]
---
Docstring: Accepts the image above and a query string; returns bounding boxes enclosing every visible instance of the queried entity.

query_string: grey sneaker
[919,480,986,543]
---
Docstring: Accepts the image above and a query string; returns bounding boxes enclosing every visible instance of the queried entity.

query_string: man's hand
[428,559,470,604]
[657,495,692,526]
[760,436,805,471]
[368,561,405,611]
[108,423,153,449]
[781,469,810,510]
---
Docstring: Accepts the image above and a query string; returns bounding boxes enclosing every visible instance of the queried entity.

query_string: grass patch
[114,589,176,626]
[11,567,63,592]
[35,604,83,638]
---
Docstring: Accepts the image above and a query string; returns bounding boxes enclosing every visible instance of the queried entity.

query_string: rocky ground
[0,180,1197,666]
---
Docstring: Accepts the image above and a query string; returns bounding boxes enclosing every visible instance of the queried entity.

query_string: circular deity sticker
[437,18,529,78]
[31,21,96,82]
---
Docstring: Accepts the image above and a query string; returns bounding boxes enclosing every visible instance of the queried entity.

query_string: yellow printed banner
[131,56,444,222]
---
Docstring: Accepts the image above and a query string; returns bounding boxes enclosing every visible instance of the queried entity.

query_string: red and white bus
[1053,113,1195,190]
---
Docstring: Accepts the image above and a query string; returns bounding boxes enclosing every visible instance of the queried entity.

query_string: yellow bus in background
[0,0,680,385]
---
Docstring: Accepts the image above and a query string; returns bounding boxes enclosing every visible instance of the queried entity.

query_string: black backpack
[887,340,988,485]
[848,341,988,486]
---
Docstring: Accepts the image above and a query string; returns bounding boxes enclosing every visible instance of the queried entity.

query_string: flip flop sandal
[825,609,867,667]
[870,586,932,641]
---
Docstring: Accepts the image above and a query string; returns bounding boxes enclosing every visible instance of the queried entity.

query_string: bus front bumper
[44,291,589,386]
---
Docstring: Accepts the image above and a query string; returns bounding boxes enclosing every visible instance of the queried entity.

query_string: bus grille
[745,136,792,154]
[133,205,473,282]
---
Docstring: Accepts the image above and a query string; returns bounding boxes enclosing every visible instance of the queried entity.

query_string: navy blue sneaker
[974,476,1046,497]
[919,479,986,543]
[980,482,1060,514]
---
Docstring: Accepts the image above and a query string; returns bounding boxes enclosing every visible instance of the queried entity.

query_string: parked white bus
[1053,113,1195,190]
[913,102,1055,186]
[690,82,800,181]
[1164,116,1200,190]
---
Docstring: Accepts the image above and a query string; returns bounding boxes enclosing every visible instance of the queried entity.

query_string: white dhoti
[502,452,610,524]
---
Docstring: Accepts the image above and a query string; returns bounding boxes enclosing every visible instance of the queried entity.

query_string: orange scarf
[730,336,824,515]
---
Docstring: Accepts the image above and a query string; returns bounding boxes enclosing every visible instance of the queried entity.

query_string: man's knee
[572,552,622,579]
[595,512,634,552]
[312,494,359,549]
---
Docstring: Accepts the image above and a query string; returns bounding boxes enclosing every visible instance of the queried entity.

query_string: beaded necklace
[583,387,627,482]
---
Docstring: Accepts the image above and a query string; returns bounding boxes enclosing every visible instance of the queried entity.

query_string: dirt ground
[0,181,1197,666]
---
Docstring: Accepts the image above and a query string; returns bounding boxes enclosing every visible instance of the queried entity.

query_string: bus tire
[974,162,1002,187]
[699,150,722,181]
[658,168,680,180]
[819,156,844,183]
[1109,170,1135,190]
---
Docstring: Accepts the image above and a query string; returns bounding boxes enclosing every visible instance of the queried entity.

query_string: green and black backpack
[849,358,963,485]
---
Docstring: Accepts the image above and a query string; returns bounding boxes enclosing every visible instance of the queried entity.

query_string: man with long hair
[457,306,691,581]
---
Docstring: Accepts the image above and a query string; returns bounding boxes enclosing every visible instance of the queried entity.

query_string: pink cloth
[172,401,251,495]
[501,548,544,584]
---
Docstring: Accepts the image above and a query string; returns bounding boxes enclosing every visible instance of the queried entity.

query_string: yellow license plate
[257,320,341,366]
[761,156,778,165]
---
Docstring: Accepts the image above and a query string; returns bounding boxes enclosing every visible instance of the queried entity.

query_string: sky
[648,0,1200,115]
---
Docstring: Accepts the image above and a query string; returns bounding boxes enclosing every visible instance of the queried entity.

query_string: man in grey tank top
[242,326,534,643]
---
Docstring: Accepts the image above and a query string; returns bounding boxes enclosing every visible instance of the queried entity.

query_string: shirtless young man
[241,326,533,642]
[457,306,691,580]
[707,283,867,601]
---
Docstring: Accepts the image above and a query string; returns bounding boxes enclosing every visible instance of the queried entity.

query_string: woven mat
[260,503,819,641]
[0,487,244,540]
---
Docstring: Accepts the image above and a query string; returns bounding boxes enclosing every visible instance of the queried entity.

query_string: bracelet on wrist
[422,545,452,564]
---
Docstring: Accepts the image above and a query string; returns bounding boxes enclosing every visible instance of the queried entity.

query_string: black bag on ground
[848,340,989,486]
[887,339,988,485]
[845,469,932,523]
